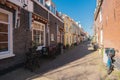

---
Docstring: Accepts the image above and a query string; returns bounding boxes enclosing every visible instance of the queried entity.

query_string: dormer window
[38,0,44,5]
[50,2,56,14]
[51,5,56,14]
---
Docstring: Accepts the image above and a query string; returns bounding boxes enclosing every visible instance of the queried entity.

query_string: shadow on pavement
[0,41,96,80]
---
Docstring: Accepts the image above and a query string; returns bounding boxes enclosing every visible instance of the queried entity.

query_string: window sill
[0,52,15,60]
[37,45,45,51]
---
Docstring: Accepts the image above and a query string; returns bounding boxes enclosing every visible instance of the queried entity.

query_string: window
[66,27,68,32]
[38,0,44,4]
[32,21,45,46]
[51,6,56,14]
[66,24,69,32]
[0,23,8,52]
[66,36,69,44]
[51,34,54,41]
[0,8,14,59]
[99,9,102,22]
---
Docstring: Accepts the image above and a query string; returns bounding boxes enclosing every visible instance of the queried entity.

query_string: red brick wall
[96,0,120,57]
[95,10,102,46]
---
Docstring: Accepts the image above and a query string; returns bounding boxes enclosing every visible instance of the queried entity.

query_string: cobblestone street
[0,41,120,80]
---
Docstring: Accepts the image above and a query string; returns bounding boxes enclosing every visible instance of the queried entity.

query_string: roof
[94,0,103,20]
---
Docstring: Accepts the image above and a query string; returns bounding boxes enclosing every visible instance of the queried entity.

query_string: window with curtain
[0,12,9,52]
[32,22,45,46]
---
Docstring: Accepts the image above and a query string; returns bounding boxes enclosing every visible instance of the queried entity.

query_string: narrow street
[1,0,120,80]
[0,41,106,80]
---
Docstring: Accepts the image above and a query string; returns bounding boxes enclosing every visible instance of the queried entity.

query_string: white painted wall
[100,29,103,45]
[8,0,33,12]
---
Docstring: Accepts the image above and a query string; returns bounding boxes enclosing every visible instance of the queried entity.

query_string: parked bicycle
[25,45,41,72]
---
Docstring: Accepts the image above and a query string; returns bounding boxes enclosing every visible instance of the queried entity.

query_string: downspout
[47,11,50,46]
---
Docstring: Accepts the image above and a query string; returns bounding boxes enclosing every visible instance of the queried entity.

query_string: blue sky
[52,0,96,35]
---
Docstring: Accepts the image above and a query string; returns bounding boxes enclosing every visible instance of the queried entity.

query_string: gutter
[94,0,103,21]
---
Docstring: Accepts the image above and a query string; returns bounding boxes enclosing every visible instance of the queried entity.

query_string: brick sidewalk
[0,42,120,80]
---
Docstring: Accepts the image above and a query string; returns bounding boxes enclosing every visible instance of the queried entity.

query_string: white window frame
[51,34,54,41]
[99,9,102,23]
[32,21,46,50]
[100,29,103,45]
[0,8,14,59]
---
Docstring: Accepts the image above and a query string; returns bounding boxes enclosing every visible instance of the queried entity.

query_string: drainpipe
[47,11,50,46]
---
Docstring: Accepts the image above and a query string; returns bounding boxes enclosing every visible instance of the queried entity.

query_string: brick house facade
[0,0,64,73]
[33,0,64,46]
[62,14,73,46]
[62,14,82,47]
[94,0,120,57]
[0,1,32,73]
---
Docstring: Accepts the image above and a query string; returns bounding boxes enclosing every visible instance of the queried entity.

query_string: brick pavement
[0,41,119,80]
